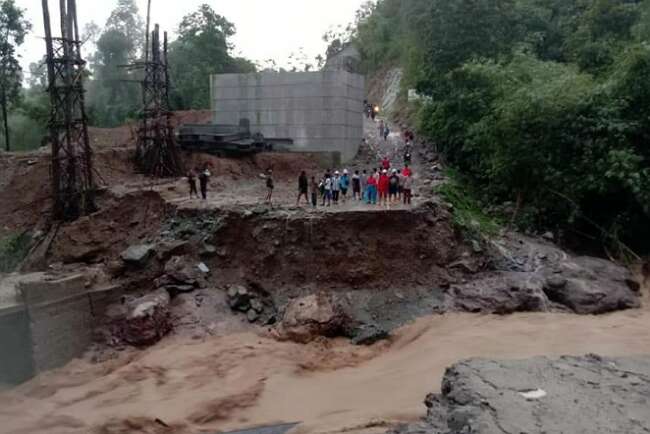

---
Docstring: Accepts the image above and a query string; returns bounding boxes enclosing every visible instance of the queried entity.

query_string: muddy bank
[393,354,650,434]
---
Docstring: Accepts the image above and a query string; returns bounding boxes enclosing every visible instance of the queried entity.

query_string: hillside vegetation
[352,0,650,256]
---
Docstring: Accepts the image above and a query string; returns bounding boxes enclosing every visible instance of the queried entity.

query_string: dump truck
[175,119,294,157]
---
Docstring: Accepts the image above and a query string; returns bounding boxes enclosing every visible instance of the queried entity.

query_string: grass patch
[435,169,501,239]
[0,232,32,273]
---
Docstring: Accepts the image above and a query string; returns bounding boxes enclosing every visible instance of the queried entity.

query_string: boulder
[278,293,349,343]
[120,244,155,267]
[123,289,172,346]
[164,256,206,287]
[155,240,189,261]
[351,323,389,346]
[446,272,549,314]
[541,256,640,314]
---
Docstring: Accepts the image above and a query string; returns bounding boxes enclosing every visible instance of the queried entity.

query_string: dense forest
[349,0,650,256]
[0,0,255,150]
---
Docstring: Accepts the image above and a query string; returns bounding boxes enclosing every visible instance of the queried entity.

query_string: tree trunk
[510,190,524,229]
[1,85,9,152]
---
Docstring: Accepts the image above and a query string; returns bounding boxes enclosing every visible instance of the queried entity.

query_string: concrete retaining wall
[211,71,365,162]
[19,274,94,373]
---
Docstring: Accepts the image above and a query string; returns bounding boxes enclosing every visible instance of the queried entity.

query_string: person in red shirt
[378,169,390,207]
[382,156,391,171]
[403,164,412,178]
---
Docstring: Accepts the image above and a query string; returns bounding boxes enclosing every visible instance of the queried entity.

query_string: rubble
[120,244,155,267]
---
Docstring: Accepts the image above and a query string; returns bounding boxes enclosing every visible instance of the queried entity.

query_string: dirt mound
[0,154,51,236]
[47,191,171,265]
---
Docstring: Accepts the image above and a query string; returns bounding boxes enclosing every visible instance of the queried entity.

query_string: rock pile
[226,284,276,325]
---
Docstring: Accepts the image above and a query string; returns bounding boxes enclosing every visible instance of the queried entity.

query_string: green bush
[0,232,32,273]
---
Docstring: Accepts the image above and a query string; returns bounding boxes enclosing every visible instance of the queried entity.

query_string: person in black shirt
[297,171,309,205]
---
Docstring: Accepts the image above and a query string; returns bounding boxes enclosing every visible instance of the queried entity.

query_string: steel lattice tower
[42,0,95,221]
[134,24,183,177]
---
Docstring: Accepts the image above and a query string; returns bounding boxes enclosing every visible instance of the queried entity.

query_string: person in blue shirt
[339,169,350,204]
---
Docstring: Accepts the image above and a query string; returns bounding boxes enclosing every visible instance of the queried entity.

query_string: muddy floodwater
[1,291,649,434]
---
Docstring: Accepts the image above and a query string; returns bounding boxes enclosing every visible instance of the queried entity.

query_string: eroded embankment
[186,202,466,290]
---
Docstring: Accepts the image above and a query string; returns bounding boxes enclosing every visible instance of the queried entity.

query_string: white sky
[16,0,369,74]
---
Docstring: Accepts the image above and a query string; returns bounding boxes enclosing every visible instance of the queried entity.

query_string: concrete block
[211,71,365,163]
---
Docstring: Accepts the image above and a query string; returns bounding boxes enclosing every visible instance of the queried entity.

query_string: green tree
[167,4,255,110]
[86,0,142,127]
[0,0,30,151]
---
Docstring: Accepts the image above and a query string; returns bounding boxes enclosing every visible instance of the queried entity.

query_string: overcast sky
[16,0,369,74]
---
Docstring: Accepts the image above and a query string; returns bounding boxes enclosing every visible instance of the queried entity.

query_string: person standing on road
[379,120,385,139]
[397,169,404,201]
[383,125,390,141]
[310,176,319,208]
[366,170,378,205]
[352,170,361,201]
[198,166,211,200]
[297,171,309,206]
[403,172,413,205]
[323,174,332,206]
[403,164,412,178]
[263,169,274,204]
[378,169,390,207]
[332,170,341,205]
[340,169,350,203]
[360,169,368,202]
[389,169,399,203]
[188,168,198,199]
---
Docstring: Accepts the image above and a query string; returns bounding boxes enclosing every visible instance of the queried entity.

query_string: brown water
[1,289,649,434]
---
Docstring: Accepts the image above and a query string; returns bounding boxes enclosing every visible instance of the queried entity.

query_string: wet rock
[397,355,650,434]
[542,231,555,241]
[446,272,548,314]
[250,298,264,313]
[541,256,640,314]
[200,243,218,258]
[164,256,206,287]
[247,308,259,323]
[197,262,210,274]
[351,323,389,346]
[123,289,171,346]
[155,240,188,261]
[278,293,349,343]
[227,285,252,312]
[120,244,155,267]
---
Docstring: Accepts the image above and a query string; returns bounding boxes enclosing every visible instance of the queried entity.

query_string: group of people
[296,161,414,208]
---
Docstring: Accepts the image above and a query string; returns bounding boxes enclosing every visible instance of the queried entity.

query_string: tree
[167,4,255,109]
[0,0,30,151]
[86,0,143,127]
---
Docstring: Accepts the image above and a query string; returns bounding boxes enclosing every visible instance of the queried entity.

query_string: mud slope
[189,201,465,290]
